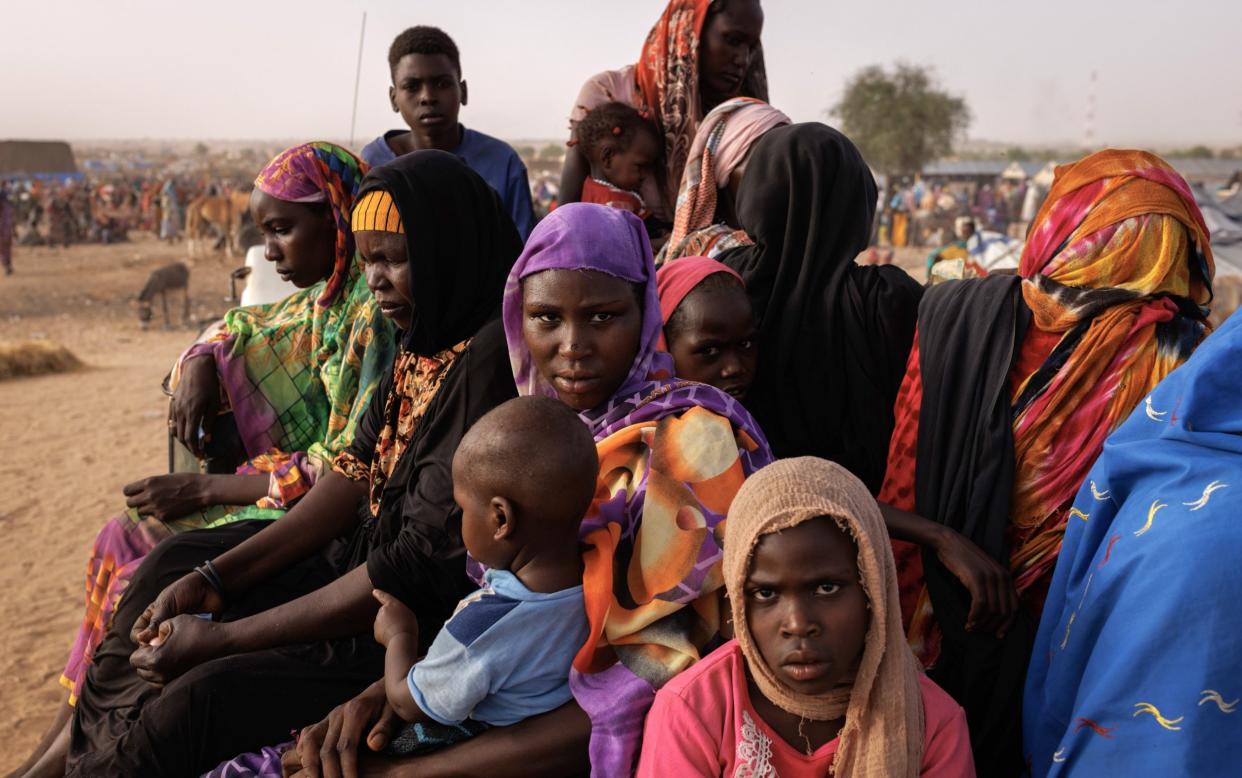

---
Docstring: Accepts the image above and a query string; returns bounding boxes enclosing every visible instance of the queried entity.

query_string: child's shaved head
[454,396,598,535]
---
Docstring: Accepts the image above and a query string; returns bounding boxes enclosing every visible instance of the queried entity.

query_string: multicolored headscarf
[254,141,366,306]
[502,202,772,776]
[662,97,788,261]
[636,0,768,209]
[875,150,1215,774]
[178,142,394,509]
[1008,149,1214,592]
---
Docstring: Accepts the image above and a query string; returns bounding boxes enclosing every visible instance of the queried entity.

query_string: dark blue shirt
[361,127,534,241]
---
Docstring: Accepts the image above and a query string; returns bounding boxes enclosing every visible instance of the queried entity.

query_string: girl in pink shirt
[638,457,975,777]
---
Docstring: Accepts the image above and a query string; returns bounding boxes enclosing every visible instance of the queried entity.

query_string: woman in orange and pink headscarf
[559,0,768,221]
[879,149,1215,776]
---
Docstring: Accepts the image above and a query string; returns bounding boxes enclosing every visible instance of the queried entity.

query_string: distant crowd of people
[878,174,1049,250]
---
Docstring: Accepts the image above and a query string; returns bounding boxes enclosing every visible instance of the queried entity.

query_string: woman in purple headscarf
[506,203,775,775]
[284,203,773,778]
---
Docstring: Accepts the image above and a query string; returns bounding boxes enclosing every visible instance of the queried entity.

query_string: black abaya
[719,124,922,493]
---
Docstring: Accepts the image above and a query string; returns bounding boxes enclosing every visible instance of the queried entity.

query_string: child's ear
[459,80,469,107]
[389,84,399,113]
[601,144,616,170]
[491,496,515,541]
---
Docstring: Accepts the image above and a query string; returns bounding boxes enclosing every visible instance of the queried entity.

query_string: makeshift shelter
[1001,161,1045,181]
[922,159,1009,184]
[1166,158,1242,188]
[0,140,80,181]
[1219,187,1242,220]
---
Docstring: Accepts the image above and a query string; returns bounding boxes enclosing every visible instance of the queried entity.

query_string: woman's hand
[877,502,1019,638]
[170,354,220,457]
[130,614,232,685]
[123,473,212,520]
[931,528,1019,638]
[131,571,225,645]
[285,680,402,778]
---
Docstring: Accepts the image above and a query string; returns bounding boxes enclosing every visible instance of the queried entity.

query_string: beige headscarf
[723,457,925,777]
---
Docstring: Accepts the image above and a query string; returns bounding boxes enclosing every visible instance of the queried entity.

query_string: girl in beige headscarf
[637,457,974,777]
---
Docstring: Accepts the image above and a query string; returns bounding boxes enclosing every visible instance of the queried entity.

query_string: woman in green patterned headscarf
[55,142,394,717]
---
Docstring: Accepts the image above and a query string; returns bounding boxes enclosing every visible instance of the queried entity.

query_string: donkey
[137,262,191,330]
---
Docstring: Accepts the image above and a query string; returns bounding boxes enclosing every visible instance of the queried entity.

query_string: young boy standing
[362,26,535,240]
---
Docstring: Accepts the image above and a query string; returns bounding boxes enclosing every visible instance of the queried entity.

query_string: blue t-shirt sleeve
[506,156,535,241]
[360,136,391,168]
[409,622,496,725]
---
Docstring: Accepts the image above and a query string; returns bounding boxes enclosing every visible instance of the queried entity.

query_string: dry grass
[0,340,84,381]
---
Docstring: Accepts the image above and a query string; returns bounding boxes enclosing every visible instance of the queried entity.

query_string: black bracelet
[204,559,224,592]
[194,559,225,597]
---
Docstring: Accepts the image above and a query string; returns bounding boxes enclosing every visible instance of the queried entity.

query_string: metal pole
[349,11,368,149]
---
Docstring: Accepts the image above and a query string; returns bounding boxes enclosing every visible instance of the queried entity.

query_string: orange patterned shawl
[1007,150,1214,593]
[636,0,767,209]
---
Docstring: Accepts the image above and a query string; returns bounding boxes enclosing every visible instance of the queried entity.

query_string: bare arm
[128,470,368,654]
[130,471,377,682]
[360,702,591,778]
[134,564,380,685]
[204,473,270,506]
[879,501,1018,636]
[212,469,366,594]
[878,501,950,547]
[222,563,379,654]
[382,633,424,723]
[123,472,269,521]
[170,353,219,457]
[372,589,425,723]
[558,145,589,205]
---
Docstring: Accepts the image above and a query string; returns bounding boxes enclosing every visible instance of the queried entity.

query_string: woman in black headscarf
[718,122,922,492]
[64,151,522,777]
[717,124,1016,677]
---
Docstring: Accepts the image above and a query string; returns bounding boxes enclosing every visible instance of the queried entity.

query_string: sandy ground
[0,235,237,772]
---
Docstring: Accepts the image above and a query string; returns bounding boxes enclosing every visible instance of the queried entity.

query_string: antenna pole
[1084,70,1097,150]
[349,12,368,148]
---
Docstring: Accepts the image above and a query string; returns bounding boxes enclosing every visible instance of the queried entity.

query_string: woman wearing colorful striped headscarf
[878,149,1215,776]
[560,0,768,220]
[10,142,395,778]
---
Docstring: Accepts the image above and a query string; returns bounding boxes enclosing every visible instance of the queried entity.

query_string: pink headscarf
[665,98,791,257]
[655,255,743,350]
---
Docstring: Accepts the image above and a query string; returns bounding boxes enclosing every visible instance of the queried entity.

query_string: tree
[538,143,565,161]
[830,63,971,179]
[1174,145,1214,159]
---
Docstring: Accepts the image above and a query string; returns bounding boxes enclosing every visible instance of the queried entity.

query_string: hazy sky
[3,0,1239,147]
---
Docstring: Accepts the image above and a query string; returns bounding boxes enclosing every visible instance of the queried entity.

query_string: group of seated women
[9,1,1233,777]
